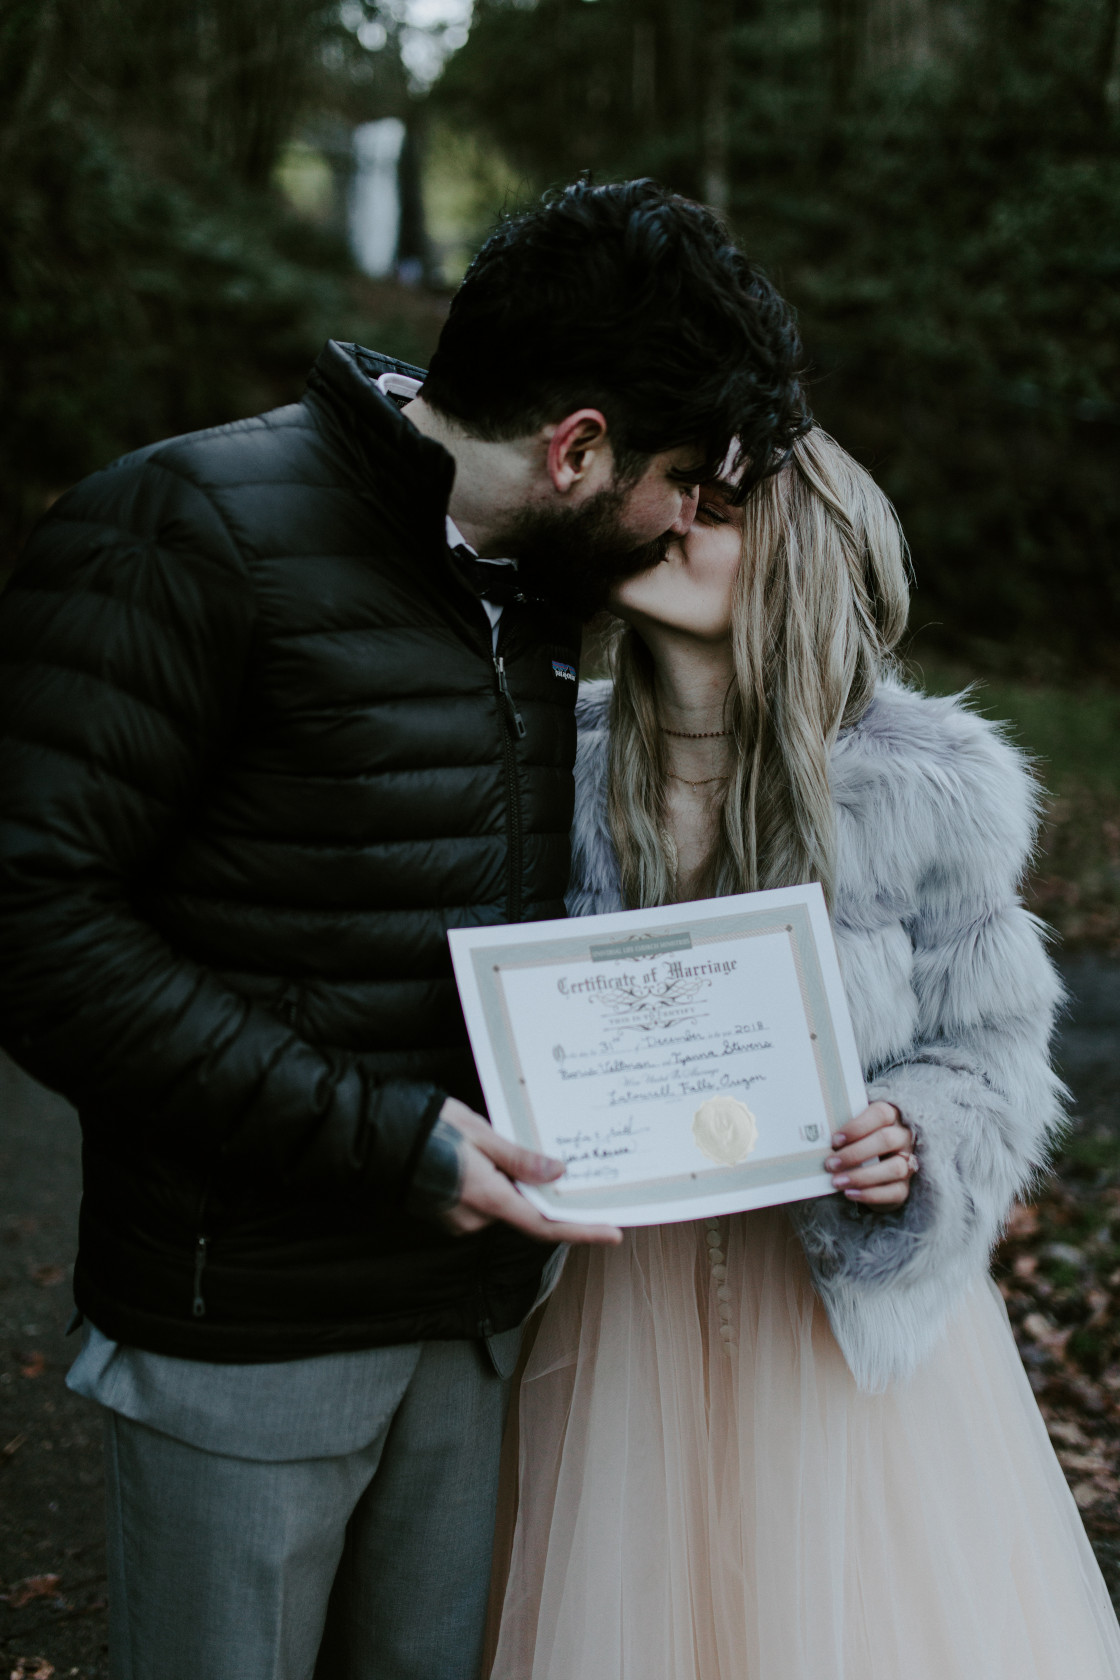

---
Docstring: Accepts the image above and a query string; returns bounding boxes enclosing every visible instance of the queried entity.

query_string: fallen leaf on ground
[1056,1450,1110,1474]
[1021,1313,1073,1354]
[1085,1287,1111,1323]
[1005,1203,1040,1239]
[2,1575,62,1608]
[18,1352,46,1379]
[29,1264,65,1288]
[9,1660,55,1679]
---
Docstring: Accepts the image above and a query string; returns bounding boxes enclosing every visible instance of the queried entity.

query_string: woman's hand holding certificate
[449,883,878,1229]
[825,1099,918,1208]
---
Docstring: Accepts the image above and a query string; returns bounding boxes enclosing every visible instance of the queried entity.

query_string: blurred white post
[349,118,407,278]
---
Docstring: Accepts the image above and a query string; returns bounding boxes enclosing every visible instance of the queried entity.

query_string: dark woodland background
[5,0,1117,949]
[3,0,1119,675]
[1,7,1119,1673]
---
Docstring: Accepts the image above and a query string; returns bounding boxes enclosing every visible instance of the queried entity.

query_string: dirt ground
[0,1060,107,1680]
[1,956,1118,1678]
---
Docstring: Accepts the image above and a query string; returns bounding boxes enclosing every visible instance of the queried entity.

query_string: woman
[487,430,1120,1679]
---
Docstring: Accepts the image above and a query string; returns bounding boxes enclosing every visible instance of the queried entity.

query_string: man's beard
[499,484,673,620]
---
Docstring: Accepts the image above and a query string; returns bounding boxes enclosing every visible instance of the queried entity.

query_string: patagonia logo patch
[551,660,577,682]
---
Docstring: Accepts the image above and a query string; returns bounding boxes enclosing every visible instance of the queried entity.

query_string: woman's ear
[544,409,610,494]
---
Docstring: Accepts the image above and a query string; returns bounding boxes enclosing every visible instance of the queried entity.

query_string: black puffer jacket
[0,342,581,1361]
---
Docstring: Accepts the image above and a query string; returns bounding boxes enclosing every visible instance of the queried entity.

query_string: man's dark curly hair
[422,177,808,497]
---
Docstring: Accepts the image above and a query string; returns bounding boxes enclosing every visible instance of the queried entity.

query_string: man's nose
[670,485,699,536]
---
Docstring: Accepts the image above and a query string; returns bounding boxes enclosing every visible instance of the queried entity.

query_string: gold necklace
[667,772,730,788]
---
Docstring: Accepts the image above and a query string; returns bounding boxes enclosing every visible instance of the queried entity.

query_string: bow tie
[448,545,527,609]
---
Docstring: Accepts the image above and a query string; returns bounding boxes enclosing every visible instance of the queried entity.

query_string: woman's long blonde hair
[607,428,911,908]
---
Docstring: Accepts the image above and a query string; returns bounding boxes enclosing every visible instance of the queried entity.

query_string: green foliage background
[0,0,432,561]
[2,0,1118,680]
[437,0,1120,678]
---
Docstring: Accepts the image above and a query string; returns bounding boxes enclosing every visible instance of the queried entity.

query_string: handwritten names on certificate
[449,884,864,1225]
[497,929,832,1192]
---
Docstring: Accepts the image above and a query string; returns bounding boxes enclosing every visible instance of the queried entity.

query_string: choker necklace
[668,772,730,788]
[660,727,732,739]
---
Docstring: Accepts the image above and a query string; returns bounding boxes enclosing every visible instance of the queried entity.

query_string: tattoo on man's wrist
[404,1117,465,1217]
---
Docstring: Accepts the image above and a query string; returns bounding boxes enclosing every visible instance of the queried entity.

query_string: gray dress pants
[98,1337,513,1680]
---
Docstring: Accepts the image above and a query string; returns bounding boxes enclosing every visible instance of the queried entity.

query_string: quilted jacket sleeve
[0,456,443,1201]
[792,693,1066,1391]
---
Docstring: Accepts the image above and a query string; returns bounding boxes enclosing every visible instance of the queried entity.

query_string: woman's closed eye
[696,501,731,525]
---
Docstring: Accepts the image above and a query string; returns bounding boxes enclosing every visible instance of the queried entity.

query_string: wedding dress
[487,678,1120,1678]
[487,1208,1120,1680]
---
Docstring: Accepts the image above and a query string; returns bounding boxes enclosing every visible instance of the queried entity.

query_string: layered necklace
[660,724,733,789]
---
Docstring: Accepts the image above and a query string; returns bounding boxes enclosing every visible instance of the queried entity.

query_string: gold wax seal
[691,1096,759,1166]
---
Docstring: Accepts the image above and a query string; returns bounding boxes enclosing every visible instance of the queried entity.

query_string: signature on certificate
[552,1117,653,1183]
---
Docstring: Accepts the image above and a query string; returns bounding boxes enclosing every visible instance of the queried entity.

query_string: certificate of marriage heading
[448,883,867,1228]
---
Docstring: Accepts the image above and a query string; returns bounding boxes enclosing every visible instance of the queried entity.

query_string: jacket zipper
[192,1191,210,1318]
[493,655,525,921]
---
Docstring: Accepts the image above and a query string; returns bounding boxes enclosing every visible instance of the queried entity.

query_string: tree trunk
[205,0,319,188]
[632,17,657,127]
[0,0,60,167]
[825,0,866,110]
[396,115,433,285]
[701,0,733,213]
[1097,0,1120,113]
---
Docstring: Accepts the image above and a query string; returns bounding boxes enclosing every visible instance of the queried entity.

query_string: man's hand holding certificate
[449,883,869,1227]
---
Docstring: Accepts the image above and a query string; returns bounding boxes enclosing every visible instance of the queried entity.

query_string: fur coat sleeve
[567,676,1066,1393]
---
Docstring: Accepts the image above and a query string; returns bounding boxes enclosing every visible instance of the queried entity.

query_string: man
[0,179,804,1679]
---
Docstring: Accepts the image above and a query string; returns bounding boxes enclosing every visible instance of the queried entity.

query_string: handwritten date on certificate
[497,929,829,1191]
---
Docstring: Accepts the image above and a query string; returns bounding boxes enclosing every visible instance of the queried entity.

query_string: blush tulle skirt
[486,1209,1120,1680]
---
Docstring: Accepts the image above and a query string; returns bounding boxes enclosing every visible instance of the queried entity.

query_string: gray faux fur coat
[568,676,1065,1392]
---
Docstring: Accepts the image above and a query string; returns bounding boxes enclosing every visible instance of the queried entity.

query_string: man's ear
[544,409,610,494]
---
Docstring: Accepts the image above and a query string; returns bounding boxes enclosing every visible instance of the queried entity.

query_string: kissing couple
[0,179,1117,1680]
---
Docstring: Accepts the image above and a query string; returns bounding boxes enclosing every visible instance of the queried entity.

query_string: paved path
[1,957,1117,1678]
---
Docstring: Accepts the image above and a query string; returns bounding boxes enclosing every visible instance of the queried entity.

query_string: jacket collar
[305,340,456,556]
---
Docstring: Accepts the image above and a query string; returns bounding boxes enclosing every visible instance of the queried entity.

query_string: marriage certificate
[448,883,867,1227]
